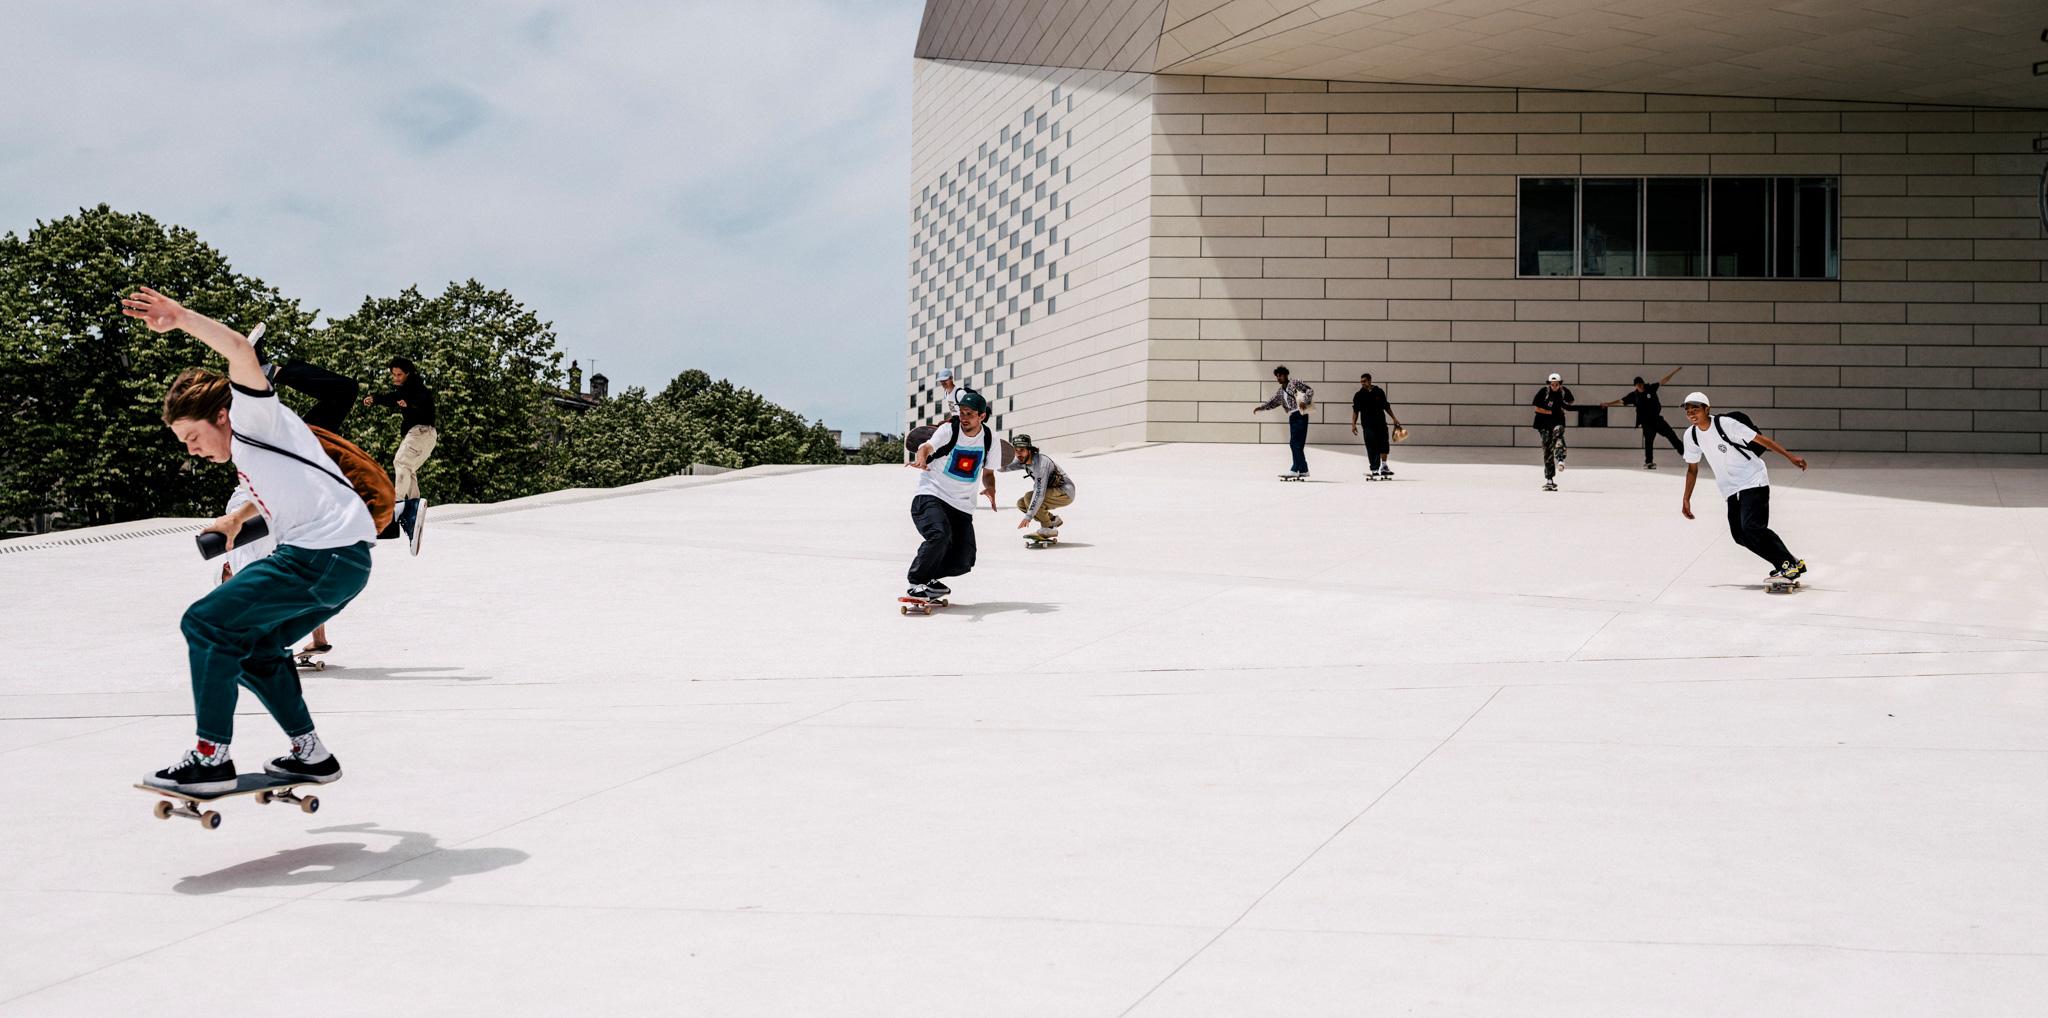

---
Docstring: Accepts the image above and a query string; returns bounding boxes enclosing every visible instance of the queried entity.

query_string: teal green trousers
[182,542,372,744]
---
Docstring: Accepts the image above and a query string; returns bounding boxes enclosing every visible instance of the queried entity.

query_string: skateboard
[294,647,328,672]
[899,596,949,616]
[133,774,324,830]
[1278,474,1308,482]
[1024,534,1058,548]
[1765,577,1801,594]
[1542,481,1558,491]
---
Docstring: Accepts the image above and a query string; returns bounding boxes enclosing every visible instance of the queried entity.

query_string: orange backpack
[308,425,398,535]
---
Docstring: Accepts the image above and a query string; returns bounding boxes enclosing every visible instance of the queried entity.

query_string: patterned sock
[195,740,230,765]
[290,731,331,763]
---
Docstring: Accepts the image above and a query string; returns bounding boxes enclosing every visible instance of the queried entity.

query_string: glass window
[1518,178,1577,277]
[1579,178,1639,277]
[1774,177,1838,279]
[1710,178,1769,277]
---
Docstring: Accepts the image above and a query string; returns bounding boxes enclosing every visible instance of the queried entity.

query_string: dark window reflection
[1518,178,1577,277]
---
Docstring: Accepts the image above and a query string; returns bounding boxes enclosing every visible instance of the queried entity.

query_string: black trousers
[1725,486,1796,568]
[273,361,361,434]
[908,494,977,584]
[1640,417,1682,464]
[1361,423,1389,470]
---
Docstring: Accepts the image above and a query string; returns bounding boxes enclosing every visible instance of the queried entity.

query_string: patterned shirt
[1257,380,1315,415]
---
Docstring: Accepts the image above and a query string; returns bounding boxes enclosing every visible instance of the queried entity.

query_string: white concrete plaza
[3,442,2046,1015]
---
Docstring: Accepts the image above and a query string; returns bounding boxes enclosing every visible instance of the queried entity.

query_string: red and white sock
[195,740,230,765]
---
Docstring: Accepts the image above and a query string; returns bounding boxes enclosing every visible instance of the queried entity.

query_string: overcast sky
[5,0,926,434]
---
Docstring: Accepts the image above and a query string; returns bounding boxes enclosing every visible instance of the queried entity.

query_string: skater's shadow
[173,822,528,901]
[318,665,492,683]
[950,600,1061,621]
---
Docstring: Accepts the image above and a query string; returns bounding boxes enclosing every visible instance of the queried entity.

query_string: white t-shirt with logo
[1684,415,1770,498]
[915,422,997,512]
[231,384,378,550]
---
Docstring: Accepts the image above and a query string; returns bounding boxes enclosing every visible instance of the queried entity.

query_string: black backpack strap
[236,432,360,493]
[1712,416,1754,459]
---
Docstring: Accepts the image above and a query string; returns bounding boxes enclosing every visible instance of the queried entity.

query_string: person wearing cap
[1679,392,1809,583]
[1600,367,1685,470]
[1529,372,1576,491]
[905,387,999,600]
[1348,372,1404,479]
[934,369,961,422]
[1001,434,1074,539]
[1253,365,1316,478]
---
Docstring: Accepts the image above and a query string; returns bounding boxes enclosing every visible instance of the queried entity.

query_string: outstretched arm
[1753,434,1807,471]
[1660,366,1681,384]
[121,287,268,391]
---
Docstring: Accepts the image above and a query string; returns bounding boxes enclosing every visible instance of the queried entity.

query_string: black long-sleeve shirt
[371,376,437,431]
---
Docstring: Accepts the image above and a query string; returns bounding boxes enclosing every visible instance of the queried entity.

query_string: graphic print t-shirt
[1684,414,1770,499]
[916,422,997,512]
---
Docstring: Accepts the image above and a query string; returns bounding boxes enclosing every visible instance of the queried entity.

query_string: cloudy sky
[5,0,927,434]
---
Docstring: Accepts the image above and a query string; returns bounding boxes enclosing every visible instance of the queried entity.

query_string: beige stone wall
[1144,77,2048,453]
[909,59,1155,447]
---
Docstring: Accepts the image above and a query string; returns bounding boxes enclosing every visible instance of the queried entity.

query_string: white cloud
[2,0,925,433]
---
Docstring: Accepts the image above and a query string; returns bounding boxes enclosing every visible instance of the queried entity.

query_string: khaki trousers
[1016,489,1073,527]
[393,425,438,501]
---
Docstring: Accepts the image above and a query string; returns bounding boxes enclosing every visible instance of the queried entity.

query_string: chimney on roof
[568,360,583,396]
[590,373,609,401]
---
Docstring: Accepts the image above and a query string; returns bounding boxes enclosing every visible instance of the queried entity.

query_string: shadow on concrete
[173,822,528,901]
[316,665,493,683]
[949,601,1062,621]
[1311,443,2048,508]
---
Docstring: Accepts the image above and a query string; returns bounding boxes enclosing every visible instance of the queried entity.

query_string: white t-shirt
[222,485,278,575]
[916,422,997,512]
[1684,414,1770,498]
[231,384,378,549]
[939,386,960,419]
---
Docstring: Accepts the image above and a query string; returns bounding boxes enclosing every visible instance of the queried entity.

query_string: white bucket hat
[1682,391,1711,406]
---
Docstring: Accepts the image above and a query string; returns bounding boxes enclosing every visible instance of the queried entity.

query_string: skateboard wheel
[255,790,273,805]
[153,800,173,820]
[201,810,222,830]
[899,606,910,615]
[300,796,319,814]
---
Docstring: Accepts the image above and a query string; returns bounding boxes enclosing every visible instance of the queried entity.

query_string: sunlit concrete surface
[3,443,2046,1015]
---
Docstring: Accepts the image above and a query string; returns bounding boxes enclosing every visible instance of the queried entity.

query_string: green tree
[666,376,845,468]
[304,281,566,505]
[852,434,904,465]
[553,387,708,488]
[0,205,316,524]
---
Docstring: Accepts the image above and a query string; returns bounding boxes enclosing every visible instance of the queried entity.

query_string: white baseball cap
[1682,391,1711,406]
[937,368,953,381]
[1546,372,1561,382]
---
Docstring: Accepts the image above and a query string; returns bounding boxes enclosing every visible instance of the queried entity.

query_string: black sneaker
[265,752,342,784]
[146,750,237,795]
[402,498,427,556]
[906,584,935,599]
[1645,462,1658,470]
[925,579,951,597]
[1781,559,1808,581]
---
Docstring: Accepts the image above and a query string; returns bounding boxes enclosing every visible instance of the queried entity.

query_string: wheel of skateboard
[899,605,910,615]
[201,810,222,830]
[255,790,273,805]
[153,800,173,820]
[300,796,320,814]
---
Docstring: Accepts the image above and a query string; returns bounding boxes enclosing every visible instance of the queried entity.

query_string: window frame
[1514,175,1840,280]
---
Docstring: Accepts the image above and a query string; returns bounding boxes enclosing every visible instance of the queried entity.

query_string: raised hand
[120,286,187,333]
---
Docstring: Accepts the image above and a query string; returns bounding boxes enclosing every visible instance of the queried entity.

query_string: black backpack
[1690,411,1767,460]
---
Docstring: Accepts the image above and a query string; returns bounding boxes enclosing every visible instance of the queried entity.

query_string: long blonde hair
[162,368,232,425]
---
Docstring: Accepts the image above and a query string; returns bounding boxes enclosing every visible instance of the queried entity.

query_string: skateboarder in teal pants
[127,286,376,795]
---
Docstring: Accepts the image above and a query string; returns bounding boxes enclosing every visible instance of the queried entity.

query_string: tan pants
[393,425,438,501]
[1016,489,1073,527]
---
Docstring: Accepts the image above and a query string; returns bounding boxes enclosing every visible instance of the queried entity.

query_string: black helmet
[957,388,991,415]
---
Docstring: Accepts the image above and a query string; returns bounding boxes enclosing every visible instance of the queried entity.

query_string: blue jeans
[1288,413,1309,474]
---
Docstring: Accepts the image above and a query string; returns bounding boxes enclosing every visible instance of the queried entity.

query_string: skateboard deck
[133,773,325,830]
[1278,474,1308,482]
[899,596,949,616]
[294,648,327,672]
[1024,534,1058,548]
[1765,578,1801,594]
